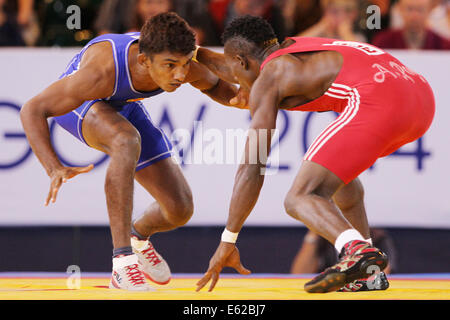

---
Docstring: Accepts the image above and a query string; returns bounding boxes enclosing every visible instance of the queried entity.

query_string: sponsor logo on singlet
[323,41,385,56]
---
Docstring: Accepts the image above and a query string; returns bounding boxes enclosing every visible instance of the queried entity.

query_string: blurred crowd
[0,0,449,49]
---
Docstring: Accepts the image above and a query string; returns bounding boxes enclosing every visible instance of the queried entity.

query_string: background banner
[1,48,449,227]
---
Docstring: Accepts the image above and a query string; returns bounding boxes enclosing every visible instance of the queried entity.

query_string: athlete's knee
[284,188,306,219]
[110,129,142,162]
[283,191,308,219]
[283,182,334,218]
[164,189,194,227]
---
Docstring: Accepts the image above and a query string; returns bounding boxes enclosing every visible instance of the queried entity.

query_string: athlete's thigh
[303,98,392,185]
[81,101,140,154]
[288,103,387,197]
[123,102,173,171]
[134,157,192,206]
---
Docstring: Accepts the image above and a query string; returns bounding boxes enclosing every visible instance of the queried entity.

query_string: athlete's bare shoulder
[72,42,116,96]
[259,49,343,103]
[257,53,310,101]
[23,41,119,118]
[79,42,115,71]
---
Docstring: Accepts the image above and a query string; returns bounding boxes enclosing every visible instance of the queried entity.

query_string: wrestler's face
[144,51,194,92]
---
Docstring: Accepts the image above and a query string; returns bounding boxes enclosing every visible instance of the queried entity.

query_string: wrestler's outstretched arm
[195,54,322,292]
[196,47,238,85]
[196,68,280,292]
[186,56,248,109]
[20,45,113,205]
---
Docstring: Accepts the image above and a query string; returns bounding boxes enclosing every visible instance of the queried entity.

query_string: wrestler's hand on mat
[45,164,94,206]
[229,86,249,109]
[196,242,251,292]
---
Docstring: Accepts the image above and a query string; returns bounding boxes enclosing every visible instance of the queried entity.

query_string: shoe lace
[334,254,361,272]
[335,241,383,272]
[141,244,162,266]
[341,240,379,257]
[125,264,146,286]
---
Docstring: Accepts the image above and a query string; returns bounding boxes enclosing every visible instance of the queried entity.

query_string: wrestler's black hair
[222,15,277,58]
[139,12,196,57]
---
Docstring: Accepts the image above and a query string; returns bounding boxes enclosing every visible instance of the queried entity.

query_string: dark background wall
[1,226,449,274]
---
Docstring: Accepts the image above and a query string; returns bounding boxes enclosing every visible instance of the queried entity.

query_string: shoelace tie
[125,264,146,285]
[141,245,162,266]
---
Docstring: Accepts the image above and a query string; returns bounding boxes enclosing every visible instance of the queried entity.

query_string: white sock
[334,229,365,253]
[365,238,373,245]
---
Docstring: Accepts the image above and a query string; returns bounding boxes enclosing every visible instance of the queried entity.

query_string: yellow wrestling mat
[0,273,449,300]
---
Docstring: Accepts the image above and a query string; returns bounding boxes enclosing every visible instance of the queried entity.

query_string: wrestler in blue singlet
[54,32,173,171]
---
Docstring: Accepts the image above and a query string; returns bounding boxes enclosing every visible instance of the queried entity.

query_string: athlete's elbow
[21,98,49,121]
[21,101,51,138]
[201,79,220,96]
[20,101,35,125]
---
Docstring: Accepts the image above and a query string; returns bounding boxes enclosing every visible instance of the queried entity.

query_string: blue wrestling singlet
[53,32,173,171]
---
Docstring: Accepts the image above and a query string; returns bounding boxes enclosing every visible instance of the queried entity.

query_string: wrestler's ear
[137,53,150,66]
[235,55,249,70]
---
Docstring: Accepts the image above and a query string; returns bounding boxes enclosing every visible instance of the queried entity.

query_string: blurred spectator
[0,0,39,46]
[94,1,123,34]
[389,0,443,29]
[372,0,450,49]
[94,0,168,35]
[0,0,25,46]
[95,0,216,46]
[427,0,450,39]
[17,0,39,46]
[389,0,406,29]
[279,0,323,36]
[126,0,173,32]
[290,228,397,274]
[94,0,134,35]
[173,0,221,45]
[297,0,367,42]
[208,0,286,43]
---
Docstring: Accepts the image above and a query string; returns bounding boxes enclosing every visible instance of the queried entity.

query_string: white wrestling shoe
[131,236,171,285]
[109,254,154,291]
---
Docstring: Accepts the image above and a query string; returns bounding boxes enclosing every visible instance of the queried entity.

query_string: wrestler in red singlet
[196,16,437,294]
[261,37,435,184]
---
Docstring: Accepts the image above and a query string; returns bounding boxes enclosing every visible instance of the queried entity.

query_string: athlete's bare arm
[196,62,283,292]
[20,42,115,204]
[196,47,238,84]
[194,47,251,107]
[186,60,247,108]
[221,60,295,233]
